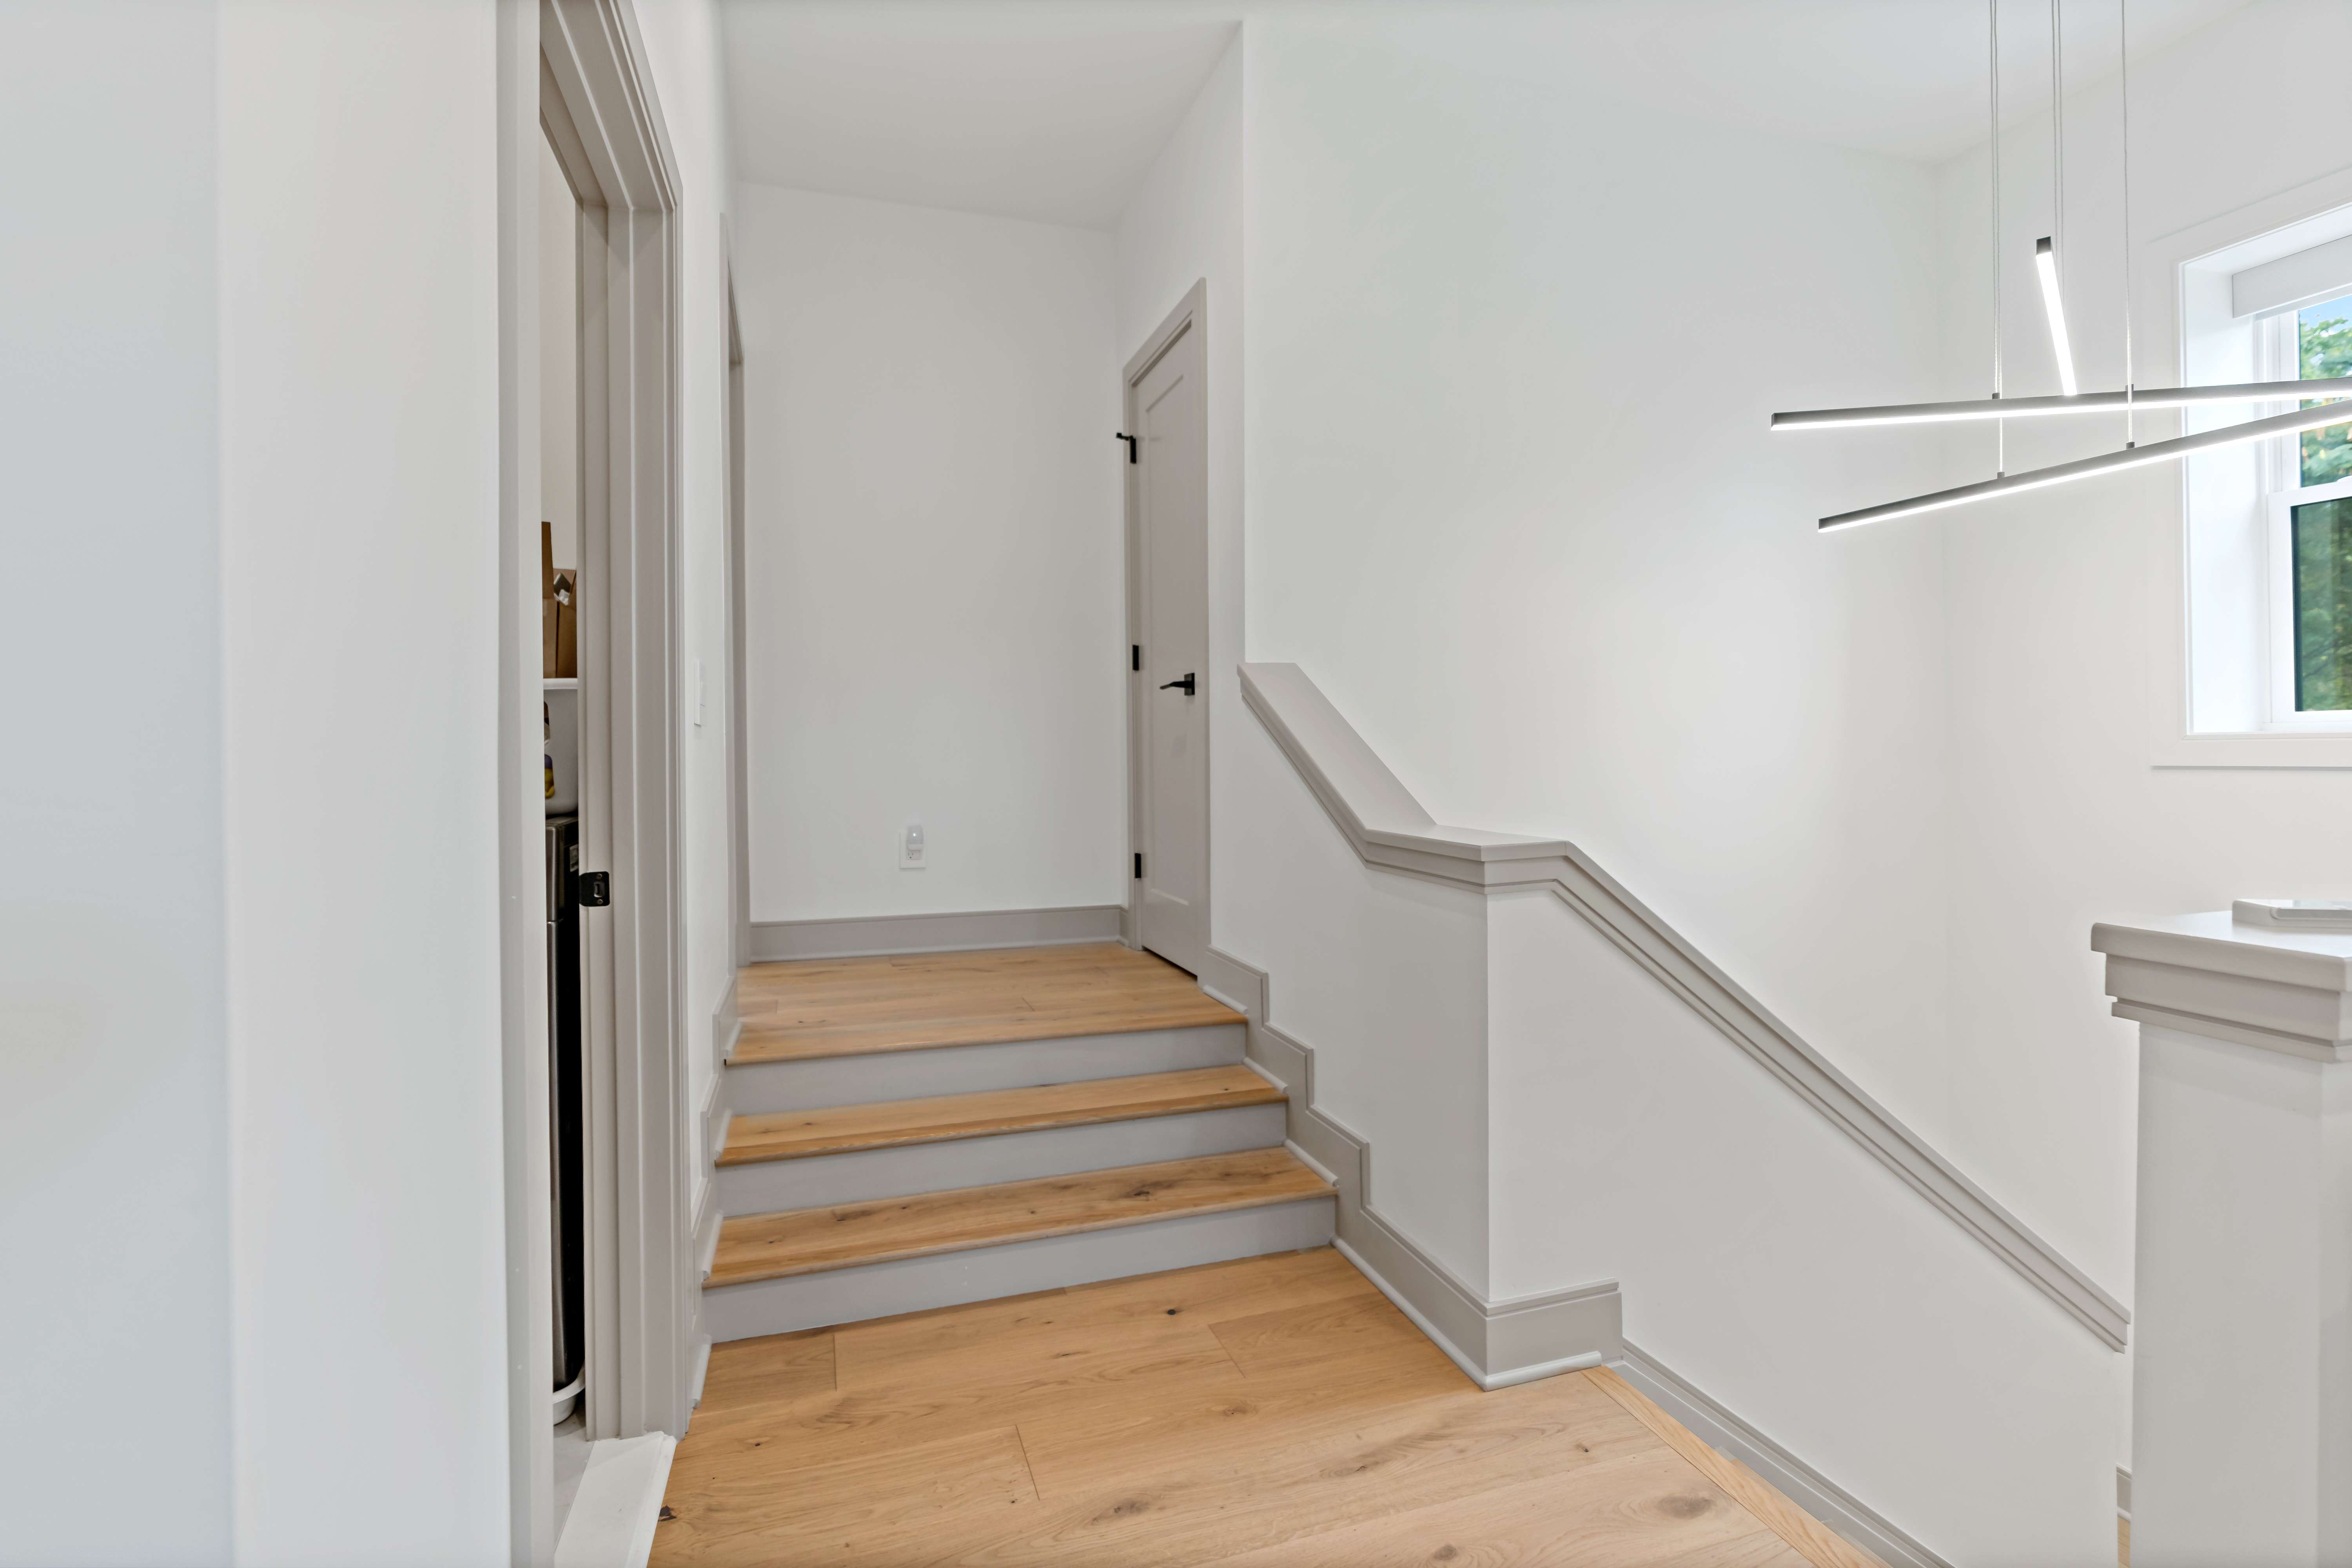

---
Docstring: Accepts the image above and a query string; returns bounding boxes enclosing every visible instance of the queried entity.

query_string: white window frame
[2148,168,2352,767]
[2266,474,2352,728]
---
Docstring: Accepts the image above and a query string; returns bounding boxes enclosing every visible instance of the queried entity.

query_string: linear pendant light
[1772,377,2352,431]
[1782,0,2352,531]
[1818,398,2352,530]
[2034,236,2079,395]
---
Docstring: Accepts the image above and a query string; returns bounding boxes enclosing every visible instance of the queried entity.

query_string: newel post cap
[2092,912,2352,1062]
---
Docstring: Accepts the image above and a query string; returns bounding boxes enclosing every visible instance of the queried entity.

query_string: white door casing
[1125,287,1210,974]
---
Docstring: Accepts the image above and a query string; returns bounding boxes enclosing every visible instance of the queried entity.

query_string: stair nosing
[715,1068,1285,1167]
[704,1153,1335,1291]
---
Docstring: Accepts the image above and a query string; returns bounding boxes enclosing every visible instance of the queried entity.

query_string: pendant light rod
[2118,0,2135,445]
[1817,398,2352,531]
[1989,0,2006,473]
[1773,377,2352,431]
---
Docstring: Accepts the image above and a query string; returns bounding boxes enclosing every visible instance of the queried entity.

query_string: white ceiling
[720,3,1240,230]
[717,0,2263,230]
[1349,0,2261,165]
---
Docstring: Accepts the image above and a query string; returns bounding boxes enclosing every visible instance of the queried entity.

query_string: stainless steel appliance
[546,814,585,1421]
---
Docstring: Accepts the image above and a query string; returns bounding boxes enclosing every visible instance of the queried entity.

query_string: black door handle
[1158,673,1196,696]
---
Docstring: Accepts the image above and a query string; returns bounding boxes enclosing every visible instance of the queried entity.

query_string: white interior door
[1130,313,1209,973]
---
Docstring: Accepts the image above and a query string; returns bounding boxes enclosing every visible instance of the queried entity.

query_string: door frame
[1122,280,1211,959]
[723,232,750,972]
[500,5,691,1556]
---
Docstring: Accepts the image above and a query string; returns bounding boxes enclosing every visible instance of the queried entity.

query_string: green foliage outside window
[2294,496,2352,711]
[2301,296,2352,486]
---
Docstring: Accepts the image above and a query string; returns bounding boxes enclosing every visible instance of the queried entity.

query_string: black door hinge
[1115,432,1138,464]
[577,870,611,908]
[1133,852,1143,879]
[1131,645,1141,672]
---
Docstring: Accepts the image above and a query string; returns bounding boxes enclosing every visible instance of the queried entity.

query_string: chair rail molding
[1237,661,2129,1352]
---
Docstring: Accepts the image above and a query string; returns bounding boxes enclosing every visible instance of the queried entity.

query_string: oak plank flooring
[706,1149,1334,1287]
[660,1248,1873,1568]
[730,942,1243,1064]
[716,1064,1281,1166]
[1201,1447,1812,1568]
[1586,1364,1888,1568]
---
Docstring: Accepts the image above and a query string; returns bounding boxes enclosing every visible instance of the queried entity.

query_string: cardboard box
[550,569,577,679]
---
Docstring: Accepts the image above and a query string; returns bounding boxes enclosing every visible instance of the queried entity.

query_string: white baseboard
[551,1431,676,1568]
[1614,1338,1950,1568]
[748,904,1125,961]
[1203,946,1621,1389]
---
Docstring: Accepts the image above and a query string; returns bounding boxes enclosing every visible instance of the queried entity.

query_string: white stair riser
[703,1198,1335,1342]
[724,1024,1245,1115]
[715,1102,1289,1214]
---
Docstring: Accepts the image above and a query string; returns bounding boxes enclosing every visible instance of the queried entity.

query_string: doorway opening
[501,1,690,1558]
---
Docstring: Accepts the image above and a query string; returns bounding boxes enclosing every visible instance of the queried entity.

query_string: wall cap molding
[1238,661,2128,1351]
[2095,912,2352,1062]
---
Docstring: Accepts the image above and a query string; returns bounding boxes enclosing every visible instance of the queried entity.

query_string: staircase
[701,942,1338,1342]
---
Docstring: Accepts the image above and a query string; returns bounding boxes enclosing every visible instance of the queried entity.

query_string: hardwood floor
[730,942,1243,1063]
[658,1247,1880,1567]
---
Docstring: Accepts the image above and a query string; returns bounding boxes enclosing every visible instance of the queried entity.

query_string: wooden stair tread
[730,942,1243,1064]
[716,1066,1284,1166]
[706,1149,1334,1289]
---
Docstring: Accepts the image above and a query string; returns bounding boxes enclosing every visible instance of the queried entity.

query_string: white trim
[1613,1340,1951,1568]
[1238,661,2129,1351]
[2151,170,2352,767]
[540,0,694,1441]
[1199,946,1624,1388]
[2118,1466,2132,1520]
[2094,910,2352,1062]
[710,973,737,1071]
[550,1432,676,1568]
[2234,233,2352,320]
[747,904,1125,962]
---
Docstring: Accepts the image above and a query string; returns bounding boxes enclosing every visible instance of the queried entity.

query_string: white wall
[4,4,740,1559]
[1489,891,2118,1563]
[733,185,1124,924]
[218,2,510,1557]
[0,4,233,1560]
[1235,18,1961,1176]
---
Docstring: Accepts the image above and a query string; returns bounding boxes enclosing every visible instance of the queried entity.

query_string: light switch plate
[899,822,925,870]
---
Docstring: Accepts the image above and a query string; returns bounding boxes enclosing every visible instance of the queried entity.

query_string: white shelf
[543,677,579,691]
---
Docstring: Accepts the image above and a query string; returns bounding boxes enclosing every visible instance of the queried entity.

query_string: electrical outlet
[899,822,925,870]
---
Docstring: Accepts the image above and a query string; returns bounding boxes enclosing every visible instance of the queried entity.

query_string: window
[2170,197,2352,756]
[2258,292,2352,724]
